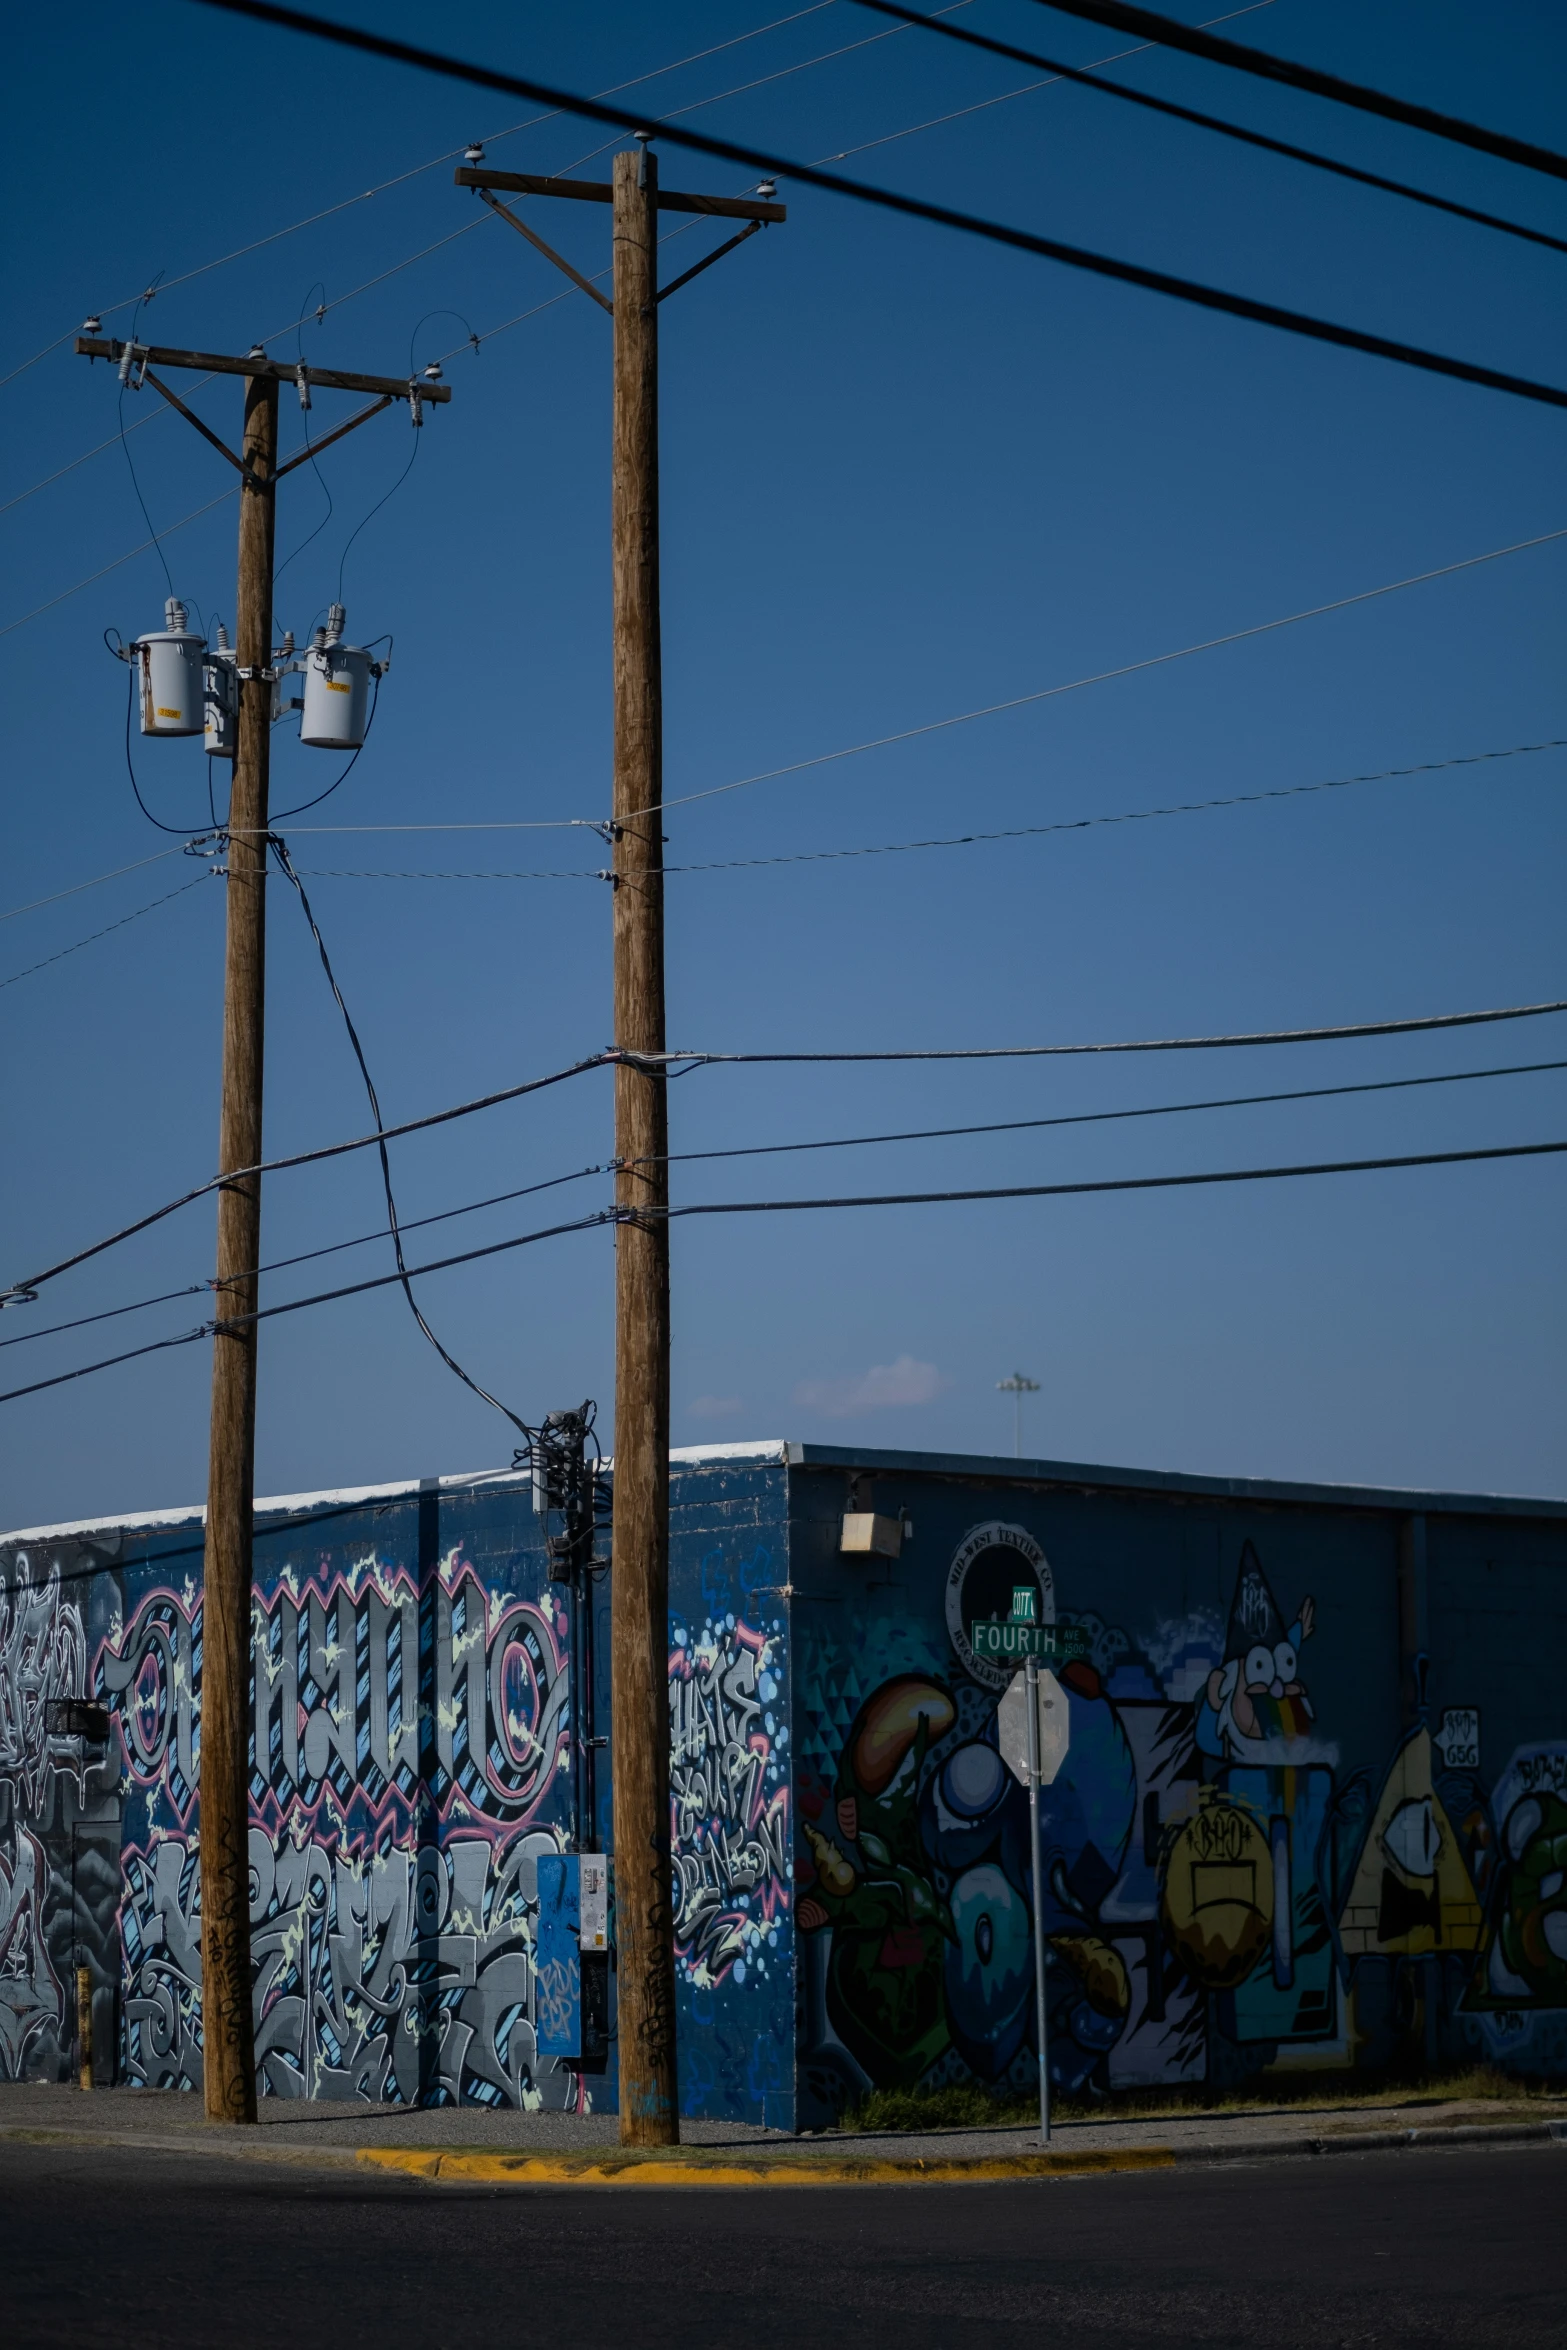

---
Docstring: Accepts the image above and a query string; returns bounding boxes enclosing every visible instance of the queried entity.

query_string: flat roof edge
[781,1441,1567,1520]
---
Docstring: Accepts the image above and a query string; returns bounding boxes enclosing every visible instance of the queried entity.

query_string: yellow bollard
[77,1966,93,2091]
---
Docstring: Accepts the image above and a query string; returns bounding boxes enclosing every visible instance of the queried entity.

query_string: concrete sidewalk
[4,2079,1564,2184]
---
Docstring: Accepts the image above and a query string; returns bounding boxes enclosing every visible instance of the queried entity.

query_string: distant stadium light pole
[997,1371,1040,1457]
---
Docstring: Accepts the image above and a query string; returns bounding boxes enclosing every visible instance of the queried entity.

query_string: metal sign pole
[1024,1652,1051,2145]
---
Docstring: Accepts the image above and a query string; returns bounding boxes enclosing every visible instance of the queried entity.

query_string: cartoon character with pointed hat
[1197,1542,1316,1762]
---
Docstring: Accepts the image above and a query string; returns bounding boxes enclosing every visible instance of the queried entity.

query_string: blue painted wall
[786,1448,1567,2123]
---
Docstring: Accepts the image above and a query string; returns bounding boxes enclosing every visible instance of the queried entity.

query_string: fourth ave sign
[997,1665,1070,1787]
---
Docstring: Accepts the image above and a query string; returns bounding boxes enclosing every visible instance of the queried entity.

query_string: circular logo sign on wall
[945,1521,1055,1690]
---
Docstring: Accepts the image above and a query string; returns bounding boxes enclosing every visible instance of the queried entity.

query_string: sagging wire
[267,831,534,1443]
[10,1052,1564,1354]
[115,281,173,599]
[116,654,199,836]
[336,429,420,609]
[273,282,336,590]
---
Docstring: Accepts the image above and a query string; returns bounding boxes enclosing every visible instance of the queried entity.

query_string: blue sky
[2,0,1563,1529]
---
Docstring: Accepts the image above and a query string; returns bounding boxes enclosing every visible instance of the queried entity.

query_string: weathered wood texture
[609,147,679,2148]
[199,371,276,2126]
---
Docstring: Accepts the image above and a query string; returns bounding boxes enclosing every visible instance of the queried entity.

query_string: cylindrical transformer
[136,598,206,736]
[300,623,374,750]
[204,625,238,759]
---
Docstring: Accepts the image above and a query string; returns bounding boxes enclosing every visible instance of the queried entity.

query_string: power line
[6,1133,1563,1409]
[10,994,1564,1313]
[850,1,1567,256]
[1,1049,615,1305]
[0,488,238,641]
[639,530,1567,820]
[239,529,1567,839]
[14,1054,1560,1358]
[0,1160,613,1353]
[288,739,1567,879]
[8,21,1539,652]
[643,998,1567,1069]
[0,3,838,399]
[661,1058,1567,1168]
[1023,0,1567,183]
[419,4,1280,371]
[656,1138,1567,1227]
[0,873,212,994]
[0,845,191,924]
[183,1,1567,414]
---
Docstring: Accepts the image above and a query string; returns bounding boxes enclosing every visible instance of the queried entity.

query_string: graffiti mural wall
[0,1545,122,2082]
[791,1469,1567,2125]
[665,1458,796,2128]
[96,1526,580,2107]
[3,1444,1562,2122]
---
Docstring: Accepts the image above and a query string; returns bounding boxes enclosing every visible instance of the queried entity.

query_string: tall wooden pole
[199,369,276,2124]
[609,144,678,2146]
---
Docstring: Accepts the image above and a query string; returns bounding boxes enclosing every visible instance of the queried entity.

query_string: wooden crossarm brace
[476,189,613,314]
[272,393,397,479]
[656,219,763,302]
[141,367,249,474]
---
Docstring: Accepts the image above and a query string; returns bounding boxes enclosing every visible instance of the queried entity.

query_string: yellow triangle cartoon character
[1337,1725,1483,1958]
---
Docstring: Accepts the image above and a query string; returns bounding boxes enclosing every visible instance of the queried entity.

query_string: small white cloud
[793,1355,944,1420]
[687,1394,744,1419]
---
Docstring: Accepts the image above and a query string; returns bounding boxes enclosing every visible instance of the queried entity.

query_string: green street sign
[969,1618,1093,1666]
[970,1618,1054,1662]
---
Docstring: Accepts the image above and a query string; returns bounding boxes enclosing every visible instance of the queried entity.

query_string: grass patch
[837,2065,1560,2136]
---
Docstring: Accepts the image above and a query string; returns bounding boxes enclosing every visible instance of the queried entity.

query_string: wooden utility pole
[608,142,677,2144]
[199,363,277,2124]
[452,150,783,2145]
[76,334,449,2122]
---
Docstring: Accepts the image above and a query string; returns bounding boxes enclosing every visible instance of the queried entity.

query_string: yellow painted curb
[355,2144,1179,2187]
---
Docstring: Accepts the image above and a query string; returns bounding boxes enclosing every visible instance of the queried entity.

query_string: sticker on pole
[997,1667,1069,1787]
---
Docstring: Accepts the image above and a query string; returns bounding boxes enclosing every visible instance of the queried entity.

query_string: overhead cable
[6,1136,1564,1409]
[0,3,838,398]
[10,993,1563,1313]
[850,1,1567,255]
[290,740,1567,878]
[0,1047,613,1306]
[639,997,1567,1069]
[653,1139,1567,1227]
[1023,0,1567,183]
[15,1054,1561,1358]
[248,531,1567,838]
[0,1161,613,1353]
[641,529,1567,818]
[0,488,237,642]
[183,1,1567,414]
[0,873,212,995]
[0,845,190,924]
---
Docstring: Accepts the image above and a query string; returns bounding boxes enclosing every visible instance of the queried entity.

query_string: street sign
[997,1666,1070,1787]
[970,1618,1052,1663]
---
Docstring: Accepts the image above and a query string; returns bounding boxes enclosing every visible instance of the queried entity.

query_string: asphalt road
[1,2140,1561,2350]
